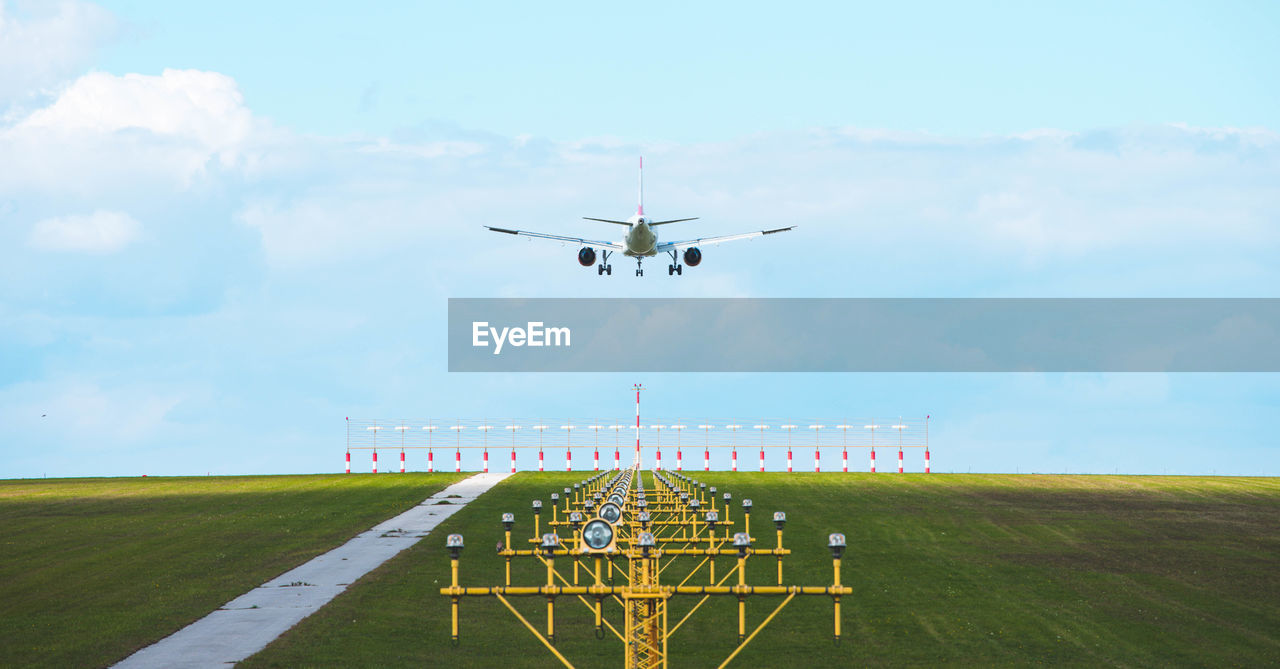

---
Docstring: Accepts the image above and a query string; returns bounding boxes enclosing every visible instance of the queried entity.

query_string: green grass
[0,472,467,668]
[241,472,1280,668]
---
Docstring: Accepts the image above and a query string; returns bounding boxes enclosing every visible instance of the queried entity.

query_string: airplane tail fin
[637,156,644,216]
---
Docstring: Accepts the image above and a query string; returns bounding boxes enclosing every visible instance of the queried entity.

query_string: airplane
[485,158,794,276]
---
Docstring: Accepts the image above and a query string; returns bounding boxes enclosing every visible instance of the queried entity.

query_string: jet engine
[578,247,597,266]
[682,247,702,267]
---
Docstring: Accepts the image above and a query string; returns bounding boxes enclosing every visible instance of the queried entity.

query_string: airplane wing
[484,226,625,250]
[655,225,795,252]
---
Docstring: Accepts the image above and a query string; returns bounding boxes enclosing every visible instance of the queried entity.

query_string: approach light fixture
[579,519,617,554]
[598,502,623,524]
[774,511,787,530]
[502,513,515,531]
[829,533,846,559]
[540,532,560,555]
[742,498,753,512]
[446,533,464,559]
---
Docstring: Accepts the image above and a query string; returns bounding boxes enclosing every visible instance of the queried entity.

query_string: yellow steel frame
[442,467,850,668]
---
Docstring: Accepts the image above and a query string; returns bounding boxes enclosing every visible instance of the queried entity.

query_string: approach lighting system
[442,467,852,666]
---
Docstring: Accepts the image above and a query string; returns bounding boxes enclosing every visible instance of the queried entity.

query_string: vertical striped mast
[633,384,643,468]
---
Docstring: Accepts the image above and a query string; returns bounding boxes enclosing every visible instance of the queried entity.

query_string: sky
[1,1,1277,477]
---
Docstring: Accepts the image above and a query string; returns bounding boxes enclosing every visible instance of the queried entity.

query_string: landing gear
[597,251,612,276]
[636,257,644,277]
[667,250,683,276]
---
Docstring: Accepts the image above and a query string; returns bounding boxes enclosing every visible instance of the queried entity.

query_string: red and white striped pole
[427,449,434,473]
[786,448,793,473]
[613,447,619,470]
[483,449,489,473]
[593,447,600,471]
[677,448,683,471]
[538,448,545,471]
[870,448,876,473]
[814,447,821,473]
[372,450,378,474]
[759,447,765,472]
[400,449,406,473]
[511,448,517,473]
[842,448,848,473]
[345,451,351,474]
[732,448,738,472]
[925,415,931,473]
[454,448,461,473]
[898,447,903,474]
[566,447,572,472]
[656,446,662,470]
[703,447,710,472]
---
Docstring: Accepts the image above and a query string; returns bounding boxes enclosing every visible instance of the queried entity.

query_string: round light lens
[599,502,622,524]
[582,519,614,550]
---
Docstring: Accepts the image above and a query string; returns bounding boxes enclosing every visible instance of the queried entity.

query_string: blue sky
[1,1,1277,477]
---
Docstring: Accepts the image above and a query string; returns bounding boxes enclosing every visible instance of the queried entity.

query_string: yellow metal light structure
[441,467,851,668]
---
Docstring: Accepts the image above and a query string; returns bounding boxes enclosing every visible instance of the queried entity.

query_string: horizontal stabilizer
[648,217,699,226]
[583,217,632,225]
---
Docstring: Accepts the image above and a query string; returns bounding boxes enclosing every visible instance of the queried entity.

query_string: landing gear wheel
[668,264,675,275]
[606,265,612,275]
[676,264,683,276]
[636,268,643,276]
[598,264,604,275]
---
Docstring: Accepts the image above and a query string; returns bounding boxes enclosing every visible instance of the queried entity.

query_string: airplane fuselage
[623,215,658,257]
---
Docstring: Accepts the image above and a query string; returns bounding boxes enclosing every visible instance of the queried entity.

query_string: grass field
[0,472,467,668]
[239,472,1280,668]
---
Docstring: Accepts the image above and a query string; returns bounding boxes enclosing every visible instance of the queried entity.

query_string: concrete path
[114,472,511,668]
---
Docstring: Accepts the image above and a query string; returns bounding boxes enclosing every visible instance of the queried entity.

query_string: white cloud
[0,68,270,197]
[19,68,254,161]
[28,209,140,252]
[0,1,116,107]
